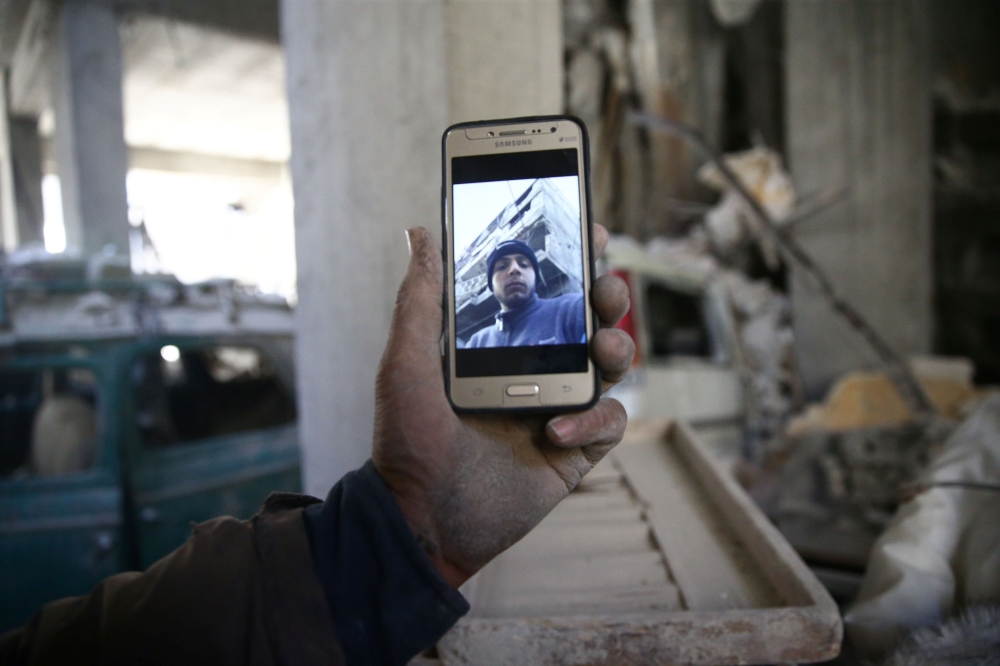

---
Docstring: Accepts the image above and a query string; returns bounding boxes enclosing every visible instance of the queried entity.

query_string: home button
[505,384,540,397]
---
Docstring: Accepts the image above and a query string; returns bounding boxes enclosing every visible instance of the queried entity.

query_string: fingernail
[405,229,414,257]
[549,417,576,442]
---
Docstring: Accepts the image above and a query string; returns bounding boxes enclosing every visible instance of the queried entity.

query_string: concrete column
[282,0,562,496]
[9,116,44,245]
[444,0,562,123]
[785,0,932,397]
[50,0,129,257]
[0,71,16,252]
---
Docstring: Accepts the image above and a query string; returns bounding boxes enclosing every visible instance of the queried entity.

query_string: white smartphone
[442,116,599,412]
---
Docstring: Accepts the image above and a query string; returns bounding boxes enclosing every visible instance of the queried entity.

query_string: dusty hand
[372,225,634,587]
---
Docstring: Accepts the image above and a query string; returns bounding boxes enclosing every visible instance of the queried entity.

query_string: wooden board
[465,456,682,620]
[615,424,782,611]
[438,420,842,665]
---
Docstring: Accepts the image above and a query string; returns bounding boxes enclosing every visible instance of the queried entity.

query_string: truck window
[645,283,710,359]
[132,345,296,447]
[0,368,99,478]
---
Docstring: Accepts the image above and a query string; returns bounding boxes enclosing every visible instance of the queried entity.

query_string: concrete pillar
[0,70,16,252]
[9,116,44,245]
[785,0,932,397]
[444,0,562,123]
[50,0,129,257]
[282,0,562,496]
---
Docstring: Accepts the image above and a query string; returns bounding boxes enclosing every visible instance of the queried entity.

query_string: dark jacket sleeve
[303,460,470,666]
[0,494,343,666]
[0,462,468,666]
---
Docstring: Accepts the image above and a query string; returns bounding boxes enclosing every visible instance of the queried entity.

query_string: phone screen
[452,148,589,377]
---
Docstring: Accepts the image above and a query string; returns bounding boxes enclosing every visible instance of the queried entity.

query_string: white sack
[844,394,1000,658]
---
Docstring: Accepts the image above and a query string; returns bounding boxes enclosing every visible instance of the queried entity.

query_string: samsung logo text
[495,139,533,148]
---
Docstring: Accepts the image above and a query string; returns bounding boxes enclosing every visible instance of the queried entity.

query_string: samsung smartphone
[442,116,599,412]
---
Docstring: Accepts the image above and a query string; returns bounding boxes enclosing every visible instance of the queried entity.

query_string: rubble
[697,147,795,271]
[761,355,1000,572]
[786,357,982,437]
[617,124,990,628]
[0,249,293,343]
[633,111,937,419]
[647,233,798,461]
[696,148,796,215]
[635,147,801,461]
[716,269,798,456]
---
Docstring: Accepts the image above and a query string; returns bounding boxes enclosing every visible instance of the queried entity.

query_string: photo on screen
[453,175,585,349]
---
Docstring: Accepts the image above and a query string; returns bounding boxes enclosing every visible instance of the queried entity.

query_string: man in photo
[465,239,586,348]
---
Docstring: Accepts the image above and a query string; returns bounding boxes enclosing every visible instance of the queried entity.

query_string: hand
[372,225,634,588]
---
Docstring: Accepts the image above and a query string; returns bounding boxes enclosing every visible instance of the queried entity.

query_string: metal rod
[629,111,935,417]
[778,187,850,233]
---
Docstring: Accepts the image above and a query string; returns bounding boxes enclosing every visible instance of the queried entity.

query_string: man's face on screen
[492,253,536,312]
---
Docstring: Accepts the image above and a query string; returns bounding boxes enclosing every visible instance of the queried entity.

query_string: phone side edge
[574,115,603,410]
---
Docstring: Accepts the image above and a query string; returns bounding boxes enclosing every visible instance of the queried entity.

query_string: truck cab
[0,264,300,632]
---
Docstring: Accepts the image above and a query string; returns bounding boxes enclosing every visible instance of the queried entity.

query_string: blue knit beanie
[486,240,539,292]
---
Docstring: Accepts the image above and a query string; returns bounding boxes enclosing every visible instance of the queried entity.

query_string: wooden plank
[474,549,681,619]
[670,421,826,607]
[506,521,653,560]
[541,506,644,526]
[613,423,782,611]
[481,583,681,618]
[545,487,635,514]
[575,456,623,489]
[495,551,669,594]
[467,456,681,620]
[441,421,843,665]
[441,609,842,666]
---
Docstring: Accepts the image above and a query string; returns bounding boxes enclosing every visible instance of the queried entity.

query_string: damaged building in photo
[0,0,998,664]
[454,179,585,344]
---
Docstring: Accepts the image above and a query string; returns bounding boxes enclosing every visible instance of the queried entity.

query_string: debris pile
[643,148,799,459]
[787,356,983,436]
[632,141,998,594]
[763,356,997,570]
[697,147,796,273]
[696,149,800,458]
[0,247,292,341]
[720,272,797,459]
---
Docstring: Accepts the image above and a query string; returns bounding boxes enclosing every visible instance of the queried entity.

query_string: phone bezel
[441,115,600,413]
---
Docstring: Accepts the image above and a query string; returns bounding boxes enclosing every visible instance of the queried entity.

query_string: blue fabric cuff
[302,460,469,666]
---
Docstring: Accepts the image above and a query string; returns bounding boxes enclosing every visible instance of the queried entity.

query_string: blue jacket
[464,293,586,348]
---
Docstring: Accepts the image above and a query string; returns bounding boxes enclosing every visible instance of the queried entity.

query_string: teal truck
[0,258,300,632]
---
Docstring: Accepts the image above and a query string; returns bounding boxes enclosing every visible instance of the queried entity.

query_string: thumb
[383,227,444,368]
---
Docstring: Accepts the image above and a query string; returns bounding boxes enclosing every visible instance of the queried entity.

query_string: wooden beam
[128,146,285,181]
[109,0,279,44]
[7,0,53,116]
[0,0,32,66]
